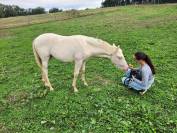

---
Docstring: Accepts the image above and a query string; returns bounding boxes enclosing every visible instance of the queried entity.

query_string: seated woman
[122,52,155,95]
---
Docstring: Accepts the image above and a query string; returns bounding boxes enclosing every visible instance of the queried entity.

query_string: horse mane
[86,37,111,49]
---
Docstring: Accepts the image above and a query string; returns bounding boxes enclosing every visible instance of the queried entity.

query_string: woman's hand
[132,75,135,80]
[129,64,134,69]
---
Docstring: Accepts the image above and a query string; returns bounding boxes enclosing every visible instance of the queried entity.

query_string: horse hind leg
[41,57,54,91]
[72,60,83,92]
[41,55,52,82]
[41,72,45,82]
[81,62,88,86]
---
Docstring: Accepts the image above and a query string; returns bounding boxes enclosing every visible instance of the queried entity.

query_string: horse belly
[50,46,75,62]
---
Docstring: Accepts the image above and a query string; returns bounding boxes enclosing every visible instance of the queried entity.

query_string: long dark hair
[135,52,155,75]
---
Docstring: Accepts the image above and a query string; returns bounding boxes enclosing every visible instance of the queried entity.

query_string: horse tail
[32,40,42,69]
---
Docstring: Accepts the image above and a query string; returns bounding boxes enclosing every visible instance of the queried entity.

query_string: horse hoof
[74,89,79,93]
[50,88,54,91]
[45,83,49,87]
[84,83,88,86]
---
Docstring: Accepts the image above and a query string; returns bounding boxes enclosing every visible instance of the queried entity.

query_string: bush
[0,3,46,18]
[31,7,45,15]
[49,8,62,13]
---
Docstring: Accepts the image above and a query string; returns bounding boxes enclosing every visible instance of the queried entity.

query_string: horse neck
[94,42,116,58]
[86,37,116,58]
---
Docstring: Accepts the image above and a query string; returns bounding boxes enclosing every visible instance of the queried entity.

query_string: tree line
[102,0,177,7]
[0,3,63,18]
[1,1,176,18]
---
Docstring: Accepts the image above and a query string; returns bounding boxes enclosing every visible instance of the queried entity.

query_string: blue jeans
[122,69,154,91]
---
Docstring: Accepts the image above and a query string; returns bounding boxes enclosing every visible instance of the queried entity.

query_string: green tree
[101,0,177,7]
[0,4,4,18]
[49,8,62,13]
[31,7,45,15]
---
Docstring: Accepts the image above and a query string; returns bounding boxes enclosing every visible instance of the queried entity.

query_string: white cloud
[0,0,102,10]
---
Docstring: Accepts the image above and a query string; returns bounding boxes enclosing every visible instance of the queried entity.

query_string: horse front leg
[81,62,88,86]
[41,58,54,91]
[72,60,83,92]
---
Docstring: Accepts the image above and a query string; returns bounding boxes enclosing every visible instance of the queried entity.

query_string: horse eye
[118,56,123,59]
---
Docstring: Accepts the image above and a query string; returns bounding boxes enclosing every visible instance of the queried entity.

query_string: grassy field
[0,4,177,132]
[0,7,118,30]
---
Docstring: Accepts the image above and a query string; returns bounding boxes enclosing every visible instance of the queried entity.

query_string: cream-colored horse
[33,33,128,92]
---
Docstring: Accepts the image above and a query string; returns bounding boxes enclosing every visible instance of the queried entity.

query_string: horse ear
[117,45,120,48]
[113,43,116,48]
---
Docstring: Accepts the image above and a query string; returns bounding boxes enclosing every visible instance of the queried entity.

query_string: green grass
[0,4,177,132]
[0,7,118,30]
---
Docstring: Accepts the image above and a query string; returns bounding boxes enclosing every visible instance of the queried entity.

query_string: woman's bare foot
[139,90,147,95]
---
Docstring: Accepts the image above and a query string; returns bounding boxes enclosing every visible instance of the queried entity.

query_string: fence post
[27,16,30,25]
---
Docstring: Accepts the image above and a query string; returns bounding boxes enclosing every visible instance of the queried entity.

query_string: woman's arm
[129,64,140,71]
[133,69,149,87]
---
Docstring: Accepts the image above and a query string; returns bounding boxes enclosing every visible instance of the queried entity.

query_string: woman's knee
[122,77,126,84]
[122,77,130,86]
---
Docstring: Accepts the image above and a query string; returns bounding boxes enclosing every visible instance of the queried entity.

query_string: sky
[0,0,103,10]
